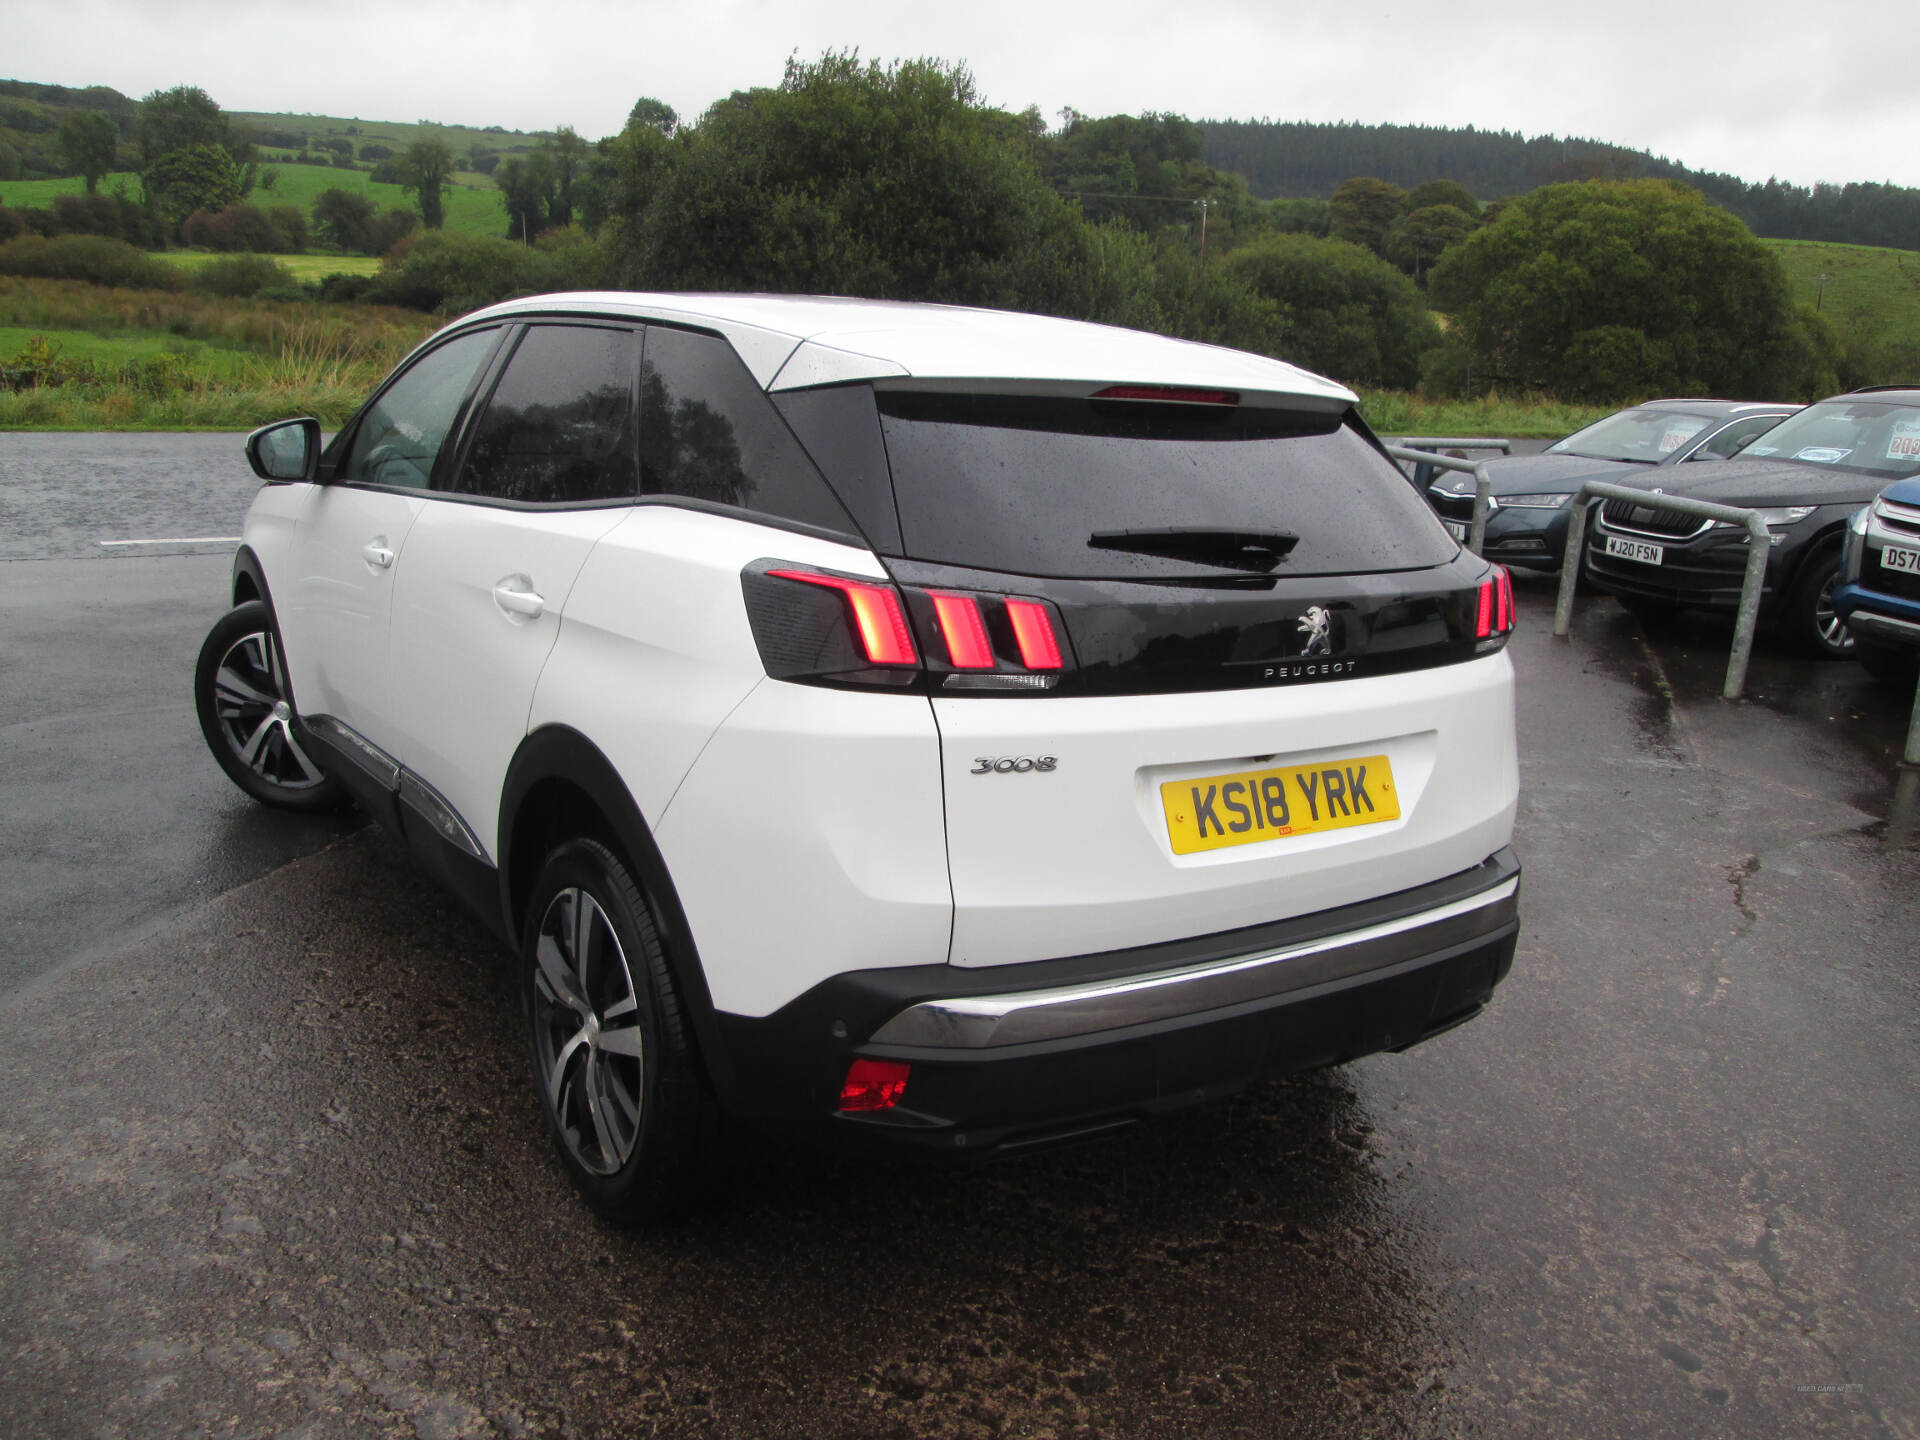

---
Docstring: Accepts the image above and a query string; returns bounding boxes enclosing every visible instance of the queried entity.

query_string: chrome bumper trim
[870,876,1520,1050]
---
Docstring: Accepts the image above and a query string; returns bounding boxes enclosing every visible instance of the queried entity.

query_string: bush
[0,206,23,243]
[314,271,374,303]
[0,234,183,289]
[363,230,574,312]
[191,253,297,298]
[1215,232,1440,388]
[368,206,420,255]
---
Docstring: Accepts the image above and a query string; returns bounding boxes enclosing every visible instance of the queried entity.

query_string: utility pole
[1816,272,1832,311]
[1197,197,1210,261]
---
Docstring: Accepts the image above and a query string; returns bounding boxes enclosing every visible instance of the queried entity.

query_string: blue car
[1836,461,1920,688]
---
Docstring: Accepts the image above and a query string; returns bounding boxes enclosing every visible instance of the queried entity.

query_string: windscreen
[1548,408,1714,463]
[1739,400,1920,480]
[876,392,1455,579]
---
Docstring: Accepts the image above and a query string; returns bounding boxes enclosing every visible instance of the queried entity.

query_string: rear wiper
[1088,526,1300,573]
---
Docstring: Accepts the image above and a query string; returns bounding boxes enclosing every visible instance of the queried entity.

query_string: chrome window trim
[870,875,1519,1049]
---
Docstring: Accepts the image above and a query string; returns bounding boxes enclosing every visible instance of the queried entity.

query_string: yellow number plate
[1160,754,1400,855]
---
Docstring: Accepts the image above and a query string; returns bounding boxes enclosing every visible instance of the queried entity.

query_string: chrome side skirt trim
[869,877,1520,1049]
[306,713,400,790]
[305,714,489,862]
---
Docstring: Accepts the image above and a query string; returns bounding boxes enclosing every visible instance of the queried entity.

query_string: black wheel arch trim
[231,545,273,613]
[497,725,739,1103]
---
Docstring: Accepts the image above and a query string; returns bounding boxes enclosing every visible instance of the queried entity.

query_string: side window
[340,328,498,489]
[451,324,639,504]
[640,326,860,537]
[1697,415,1779,459]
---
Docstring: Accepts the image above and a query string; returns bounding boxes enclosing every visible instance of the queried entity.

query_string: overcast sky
[12,0,1920,190]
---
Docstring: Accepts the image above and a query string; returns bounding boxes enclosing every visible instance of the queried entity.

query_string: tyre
[521,837,707,1222]
[1855,637,1920,690]
[1783,549,1854,660]
[194,601,350,812]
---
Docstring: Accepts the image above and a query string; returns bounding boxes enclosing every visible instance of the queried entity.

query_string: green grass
[0,324,254,381]
[0,166,506,239]
[1356,391,1612,439]
[162,252,384,280]
[1765,238,1920,344]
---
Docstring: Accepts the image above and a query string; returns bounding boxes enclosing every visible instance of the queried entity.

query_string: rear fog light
[838,1058,911,1112]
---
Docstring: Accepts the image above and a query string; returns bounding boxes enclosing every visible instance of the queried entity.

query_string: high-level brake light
[766,569,918,665]
[1093,385,1238,405]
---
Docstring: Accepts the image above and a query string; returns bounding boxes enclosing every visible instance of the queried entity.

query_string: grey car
[1423,400,1800,572]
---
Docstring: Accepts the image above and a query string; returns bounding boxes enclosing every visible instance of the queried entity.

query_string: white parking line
[98,537,243,547]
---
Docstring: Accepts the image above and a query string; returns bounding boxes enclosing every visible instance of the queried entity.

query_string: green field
[1765,238,1920,343]
[162,252,384,280]
[231,111,555,163]
[0,324,254,380]
[0,165,507,239]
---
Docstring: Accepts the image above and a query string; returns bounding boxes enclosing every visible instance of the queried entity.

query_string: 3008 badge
[971,756,1058,774]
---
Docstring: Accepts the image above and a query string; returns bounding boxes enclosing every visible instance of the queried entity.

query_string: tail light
[743,561,1072,693]
[1475,566,1515,644]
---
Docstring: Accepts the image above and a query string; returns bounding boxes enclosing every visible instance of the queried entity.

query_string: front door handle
[361,540,396,570]
[492,574,546,621]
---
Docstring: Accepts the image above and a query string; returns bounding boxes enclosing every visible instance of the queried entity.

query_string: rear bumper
[707,848,1519,1156]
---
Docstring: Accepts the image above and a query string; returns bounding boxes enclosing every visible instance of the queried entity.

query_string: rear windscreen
[875,392,1456,578]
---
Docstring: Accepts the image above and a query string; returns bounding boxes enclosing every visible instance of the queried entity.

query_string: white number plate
[1606,535,1664,565]
[1884,542,1920,575]
[1442,519,1468,541]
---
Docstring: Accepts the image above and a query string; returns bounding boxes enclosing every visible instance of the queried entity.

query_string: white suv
[195,293,1520,1220]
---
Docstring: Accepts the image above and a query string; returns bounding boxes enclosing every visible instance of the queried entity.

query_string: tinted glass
[1548,408,1712,463]
[1695,413,1785,459]
[454,325,638,504]
[640,327,859,536]
[1740,400,1920,479]
[341,328,498,489]
[877,393,1455,579]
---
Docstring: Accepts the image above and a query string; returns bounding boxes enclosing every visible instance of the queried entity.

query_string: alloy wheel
[529,886,645,1176]
[209,629,329,793]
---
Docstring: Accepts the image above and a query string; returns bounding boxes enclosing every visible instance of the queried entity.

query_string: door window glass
[453,325,639,504]
[1696,414,1784,459]
[640,326,858,536]
[340,328,498,490]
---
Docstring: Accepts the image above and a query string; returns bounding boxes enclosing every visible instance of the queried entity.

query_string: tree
[1216,232,1440,388]
[59,110,119,193]
[1328,176,1405,254]
[1387,203,1477,282]
[313,186,377,252]
[497,153,553,242]
[606,53,1088,307]
[145,143,241,225]
[136,87,232,168]
[399,138,454,229]
[1427,179,1831,401]
[626,97,678,135]
[1403,179,1480,219]
[544,127,589,228]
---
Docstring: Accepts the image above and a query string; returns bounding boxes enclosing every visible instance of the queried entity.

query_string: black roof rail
[1844,383,1920,394]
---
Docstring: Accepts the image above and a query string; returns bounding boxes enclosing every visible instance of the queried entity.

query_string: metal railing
[1554,481,1772,701]
[1386,446,1496,553]
[1392,437,1514,454]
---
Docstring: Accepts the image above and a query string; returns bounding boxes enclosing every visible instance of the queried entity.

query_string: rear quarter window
[875,392,1455,578]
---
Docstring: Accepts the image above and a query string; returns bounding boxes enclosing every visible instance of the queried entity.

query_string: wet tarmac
[2,442,1918,1438]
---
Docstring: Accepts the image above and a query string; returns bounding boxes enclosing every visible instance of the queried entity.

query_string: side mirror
[245,417,321,482]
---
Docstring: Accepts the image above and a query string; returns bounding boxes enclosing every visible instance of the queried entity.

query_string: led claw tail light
[838,1058,911,1112]
[743,561,1072,693]
[1474,566,1516,643]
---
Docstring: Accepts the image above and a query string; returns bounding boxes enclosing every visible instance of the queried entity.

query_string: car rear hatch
[770,382,1518,968]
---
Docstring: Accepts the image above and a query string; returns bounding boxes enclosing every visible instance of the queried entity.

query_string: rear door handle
[492,574,546,621]
[361,541,396,570]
